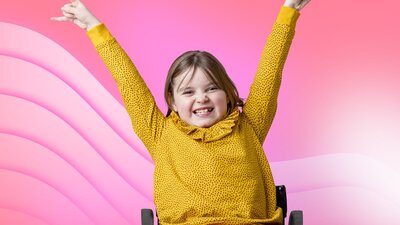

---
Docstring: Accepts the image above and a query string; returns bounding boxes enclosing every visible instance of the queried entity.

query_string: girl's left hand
[51,0,100,31]
[283,0,311,11]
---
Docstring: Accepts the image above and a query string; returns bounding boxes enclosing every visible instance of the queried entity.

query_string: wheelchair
[142,185,303,225]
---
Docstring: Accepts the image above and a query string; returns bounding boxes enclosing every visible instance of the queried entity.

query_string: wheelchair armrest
[141,208,154,225]
[276,185,288,219]
[289,210,303,225]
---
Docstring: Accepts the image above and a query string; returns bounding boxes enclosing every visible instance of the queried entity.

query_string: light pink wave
[0,169,97,225]
[0,22,152,162]
[0,22,156,224]
[271,154,400,224]
[271,153,400,206]
[0,87,153,223]
[287,186,400,225]
[0,130,152,224]
[0,208,52,225]
[0,55,153,201]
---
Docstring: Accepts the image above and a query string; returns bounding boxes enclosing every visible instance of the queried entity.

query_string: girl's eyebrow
[178,86,192,92]
[178,82,215,92]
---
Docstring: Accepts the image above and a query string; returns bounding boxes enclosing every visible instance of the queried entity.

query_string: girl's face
[171,68,228,128]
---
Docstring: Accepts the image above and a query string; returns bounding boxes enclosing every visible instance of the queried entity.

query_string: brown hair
[164,50,243,116]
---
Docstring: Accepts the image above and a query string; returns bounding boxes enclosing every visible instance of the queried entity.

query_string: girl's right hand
[51,0,101,31]
[283,0,311,11]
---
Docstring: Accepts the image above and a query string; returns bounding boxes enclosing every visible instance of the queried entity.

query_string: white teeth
[194,108,212,114]
[195,109,208,114]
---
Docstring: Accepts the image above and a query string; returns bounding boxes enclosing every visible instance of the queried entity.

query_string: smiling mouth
[193,108,214,115]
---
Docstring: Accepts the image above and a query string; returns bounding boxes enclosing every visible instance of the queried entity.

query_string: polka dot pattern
[87,6,299,225]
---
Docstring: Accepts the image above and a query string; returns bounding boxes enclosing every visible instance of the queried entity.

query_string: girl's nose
[196,93,209,103]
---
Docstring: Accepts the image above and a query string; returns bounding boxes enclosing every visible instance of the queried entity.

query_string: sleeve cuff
[86,23,114,46]
[276,6,300,26]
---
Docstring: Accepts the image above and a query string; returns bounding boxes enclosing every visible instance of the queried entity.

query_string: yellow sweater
[87,6,299,225]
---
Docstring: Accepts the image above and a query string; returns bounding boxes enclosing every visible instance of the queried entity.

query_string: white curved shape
[271,153,400,207]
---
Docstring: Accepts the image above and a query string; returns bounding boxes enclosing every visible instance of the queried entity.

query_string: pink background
[1,0,400,224]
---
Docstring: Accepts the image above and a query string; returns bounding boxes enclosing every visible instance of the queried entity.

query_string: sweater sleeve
[87,24,165,156]
[242,6,299,144]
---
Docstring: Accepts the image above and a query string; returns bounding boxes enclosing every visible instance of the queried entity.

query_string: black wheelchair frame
[141,185,303,225]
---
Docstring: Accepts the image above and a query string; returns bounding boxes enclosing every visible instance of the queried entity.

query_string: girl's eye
[182,91,193,95]
[208,86,218,91]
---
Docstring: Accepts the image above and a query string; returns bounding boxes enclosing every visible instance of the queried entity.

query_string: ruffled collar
[169,108,240,142]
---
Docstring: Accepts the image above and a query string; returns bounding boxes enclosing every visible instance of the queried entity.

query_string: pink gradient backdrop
[1,0,400,224]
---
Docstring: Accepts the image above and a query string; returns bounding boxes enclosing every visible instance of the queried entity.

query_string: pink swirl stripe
[271,153,400,206]
[0,130,152,224]
[0,59,154,201]
[0,22,152,163]
[0,207,53,225]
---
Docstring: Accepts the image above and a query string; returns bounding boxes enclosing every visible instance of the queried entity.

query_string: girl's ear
[168,92,178,112]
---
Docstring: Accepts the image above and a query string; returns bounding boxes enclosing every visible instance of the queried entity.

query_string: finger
[70,0,80,7]
[62,11,75,18]
[73,19,87,29]
[50,16,73,22]
[63,3,73,7]
[62,5,77,14]
[301,0,311,8]
[297,0,311,10]
[61,3,73,11]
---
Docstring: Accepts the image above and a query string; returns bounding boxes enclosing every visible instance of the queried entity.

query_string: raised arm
[52,0,165,155]
[242,0,310,144]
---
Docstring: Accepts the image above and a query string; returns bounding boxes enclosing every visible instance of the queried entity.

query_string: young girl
[52,0,310,224]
